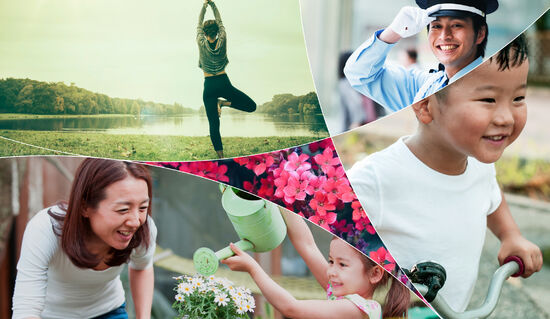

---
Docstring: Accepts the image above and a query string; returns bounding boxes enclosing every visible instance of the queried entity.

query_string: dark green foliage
[0,78,196,115]
[257,91,323,116]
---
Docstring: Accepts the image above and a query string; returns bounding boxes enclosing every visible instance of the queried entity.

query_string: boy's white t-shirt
[348,137,502,312]
[12,205,157,319]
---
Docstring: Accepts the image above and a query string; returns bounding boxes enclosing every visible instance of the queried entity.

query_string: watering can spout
[193,186,287,276]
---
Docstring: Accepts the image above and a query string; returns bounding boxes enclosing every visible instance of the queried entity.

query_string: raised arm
[221,243,365,319]
[209,1,225,40]
[198,1,208,27]
[281,208,329,289]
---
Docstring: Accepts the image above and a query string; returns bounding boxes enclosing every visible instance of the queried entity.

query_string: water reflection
[0,114,328,137]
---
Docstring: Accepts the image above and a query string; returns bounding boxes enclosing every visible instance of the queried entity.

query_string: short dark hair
[435,33,529,102]
[49,158,153,268]
[203,20,219,38]
[490,33,529,71]
[472,15,488,58]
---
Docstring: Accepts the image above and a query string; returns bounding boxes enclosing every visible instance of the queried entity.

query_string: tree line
[256,92,322,116]
[0,78,194,115]
[0,78,322,116]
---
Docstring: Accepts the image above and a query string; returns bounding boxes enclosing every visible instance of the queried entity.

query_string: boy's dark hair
[203,20,219,38]
[435,33,529,102]
[490,33,529,71]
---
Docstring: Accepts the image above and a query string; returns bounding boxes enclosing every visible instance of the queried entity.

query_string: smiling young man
[344,0,498,112]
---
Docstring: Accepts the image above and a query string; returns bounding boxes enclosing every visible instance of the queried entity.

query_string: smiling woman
[12,159,157,319]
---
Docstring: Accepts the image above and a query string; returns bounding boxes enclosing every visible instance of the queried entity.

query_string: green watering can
[193,185,287,276]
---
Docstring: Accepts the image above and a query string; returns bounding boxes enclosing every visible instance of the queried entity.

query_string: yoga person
[197,0,256,158]
[12,159,157,319]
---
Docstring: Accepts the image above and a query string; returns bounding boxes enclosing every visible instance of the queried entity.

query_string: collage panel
[334,23,550,318]
[0,157,439,318]
[0,0,549,318]
[300,0,550,134]
[0,0,328,161]
[148,139,400,272]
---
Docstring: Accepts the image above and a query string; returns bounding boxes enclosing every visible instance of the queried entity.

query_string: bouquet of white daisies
[173,274,255,319]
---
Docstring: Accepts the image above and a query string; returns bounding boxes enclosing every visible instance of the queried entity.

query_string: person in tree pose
[222,209,410,319]
[197,0,256,158]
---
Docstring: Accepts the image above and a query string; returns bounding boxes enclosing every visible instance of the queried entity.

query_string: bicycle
[407,256,524,319]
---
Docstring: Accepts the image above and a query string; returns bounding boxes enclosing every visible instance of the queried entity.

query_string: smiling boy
[347,34,543,312]
[344,0,497,112]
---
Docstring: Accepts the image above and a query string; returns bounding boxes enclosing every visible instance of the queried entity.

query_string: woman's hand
[220,243,259,273]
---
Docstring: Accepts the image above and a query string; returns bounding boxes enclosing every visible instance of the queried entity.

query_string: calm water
[0,114,328,137]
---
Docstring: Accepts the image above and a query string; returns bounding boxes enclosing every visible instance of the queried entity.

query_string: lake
[0,113,328,137]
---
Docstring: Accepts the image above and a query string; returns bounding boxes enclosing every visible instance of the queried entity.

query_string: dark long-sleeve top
[197,2,228,74]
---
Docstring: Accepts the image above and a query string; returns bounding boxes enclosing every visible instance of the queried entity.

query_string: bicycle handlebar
[415,257,523,319]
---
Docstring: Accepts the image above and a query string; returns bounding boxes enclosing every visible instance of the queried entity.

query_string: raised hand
[388,5,441,38]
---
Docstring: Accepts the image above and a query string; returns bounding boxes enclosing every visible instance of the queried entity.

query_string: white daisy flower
[214,293,229,307]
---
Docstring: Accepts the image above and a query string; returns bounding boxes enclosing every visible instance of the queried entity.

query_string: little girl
[221,209,410,319]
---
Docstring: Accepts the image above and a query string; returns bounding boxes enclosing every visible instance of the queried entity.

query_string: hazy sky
[0,0,314,109]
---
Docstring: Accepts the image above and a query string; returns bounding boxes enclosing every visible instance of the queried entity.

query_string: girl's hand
[220,243,258,273]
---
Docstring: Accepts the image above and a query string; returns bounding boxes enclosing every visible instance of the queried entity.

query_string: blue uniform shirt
[344,29,483,113]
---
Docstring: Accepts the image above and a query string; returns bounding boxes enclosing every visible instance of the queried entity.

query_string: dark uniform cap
[416,0,498,18]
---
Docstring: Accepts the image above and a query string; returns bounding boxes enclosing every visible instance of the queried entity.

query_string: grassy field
[0,131,321,161]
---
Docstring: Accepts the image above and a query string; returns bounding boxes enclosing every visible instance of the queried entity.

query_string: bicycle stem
[415,261,520,319]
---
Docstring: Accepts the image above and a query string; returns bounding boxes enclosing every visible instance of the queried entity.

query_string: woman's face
[84,175,149,254]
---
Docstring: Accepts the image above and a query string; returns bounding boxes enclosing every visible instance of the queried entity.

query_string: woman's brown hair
[49,158,153,268]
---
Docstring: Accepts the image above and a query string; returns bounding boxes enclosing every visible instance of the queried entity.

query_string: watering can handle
[216,239,255,260]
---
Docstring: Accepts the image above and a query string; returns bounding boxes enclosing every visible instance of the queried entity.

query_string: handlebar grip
[503,255,524,277]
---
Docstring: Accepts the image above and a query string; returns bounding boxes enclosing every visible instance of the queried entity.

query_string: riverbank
[0,131,319,160]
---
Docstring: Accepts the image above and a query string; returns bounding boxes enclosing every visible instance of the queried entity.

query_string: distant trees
[0,78,323,117]
[257,92,322,116]
[0,78,196,115]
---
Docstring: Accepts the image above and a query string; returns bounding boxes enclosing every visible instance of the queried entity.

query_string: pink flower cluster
[148,161,230,183]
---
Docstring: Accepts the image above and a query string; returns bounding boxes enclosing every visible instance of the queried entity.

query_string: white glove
[388,5,442,38]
